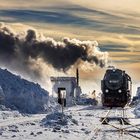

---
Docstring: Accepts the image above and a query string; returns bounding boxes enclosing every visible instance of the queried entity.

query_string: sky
[0,0,140,95]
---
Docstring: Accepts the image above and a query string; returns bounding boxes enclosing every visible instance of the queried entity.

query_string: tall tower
[75,68,81,101]
[76,68,79,86]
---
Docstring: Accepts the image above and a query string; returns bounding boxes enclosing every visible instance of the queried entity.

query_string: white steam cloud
[0,23,109,86]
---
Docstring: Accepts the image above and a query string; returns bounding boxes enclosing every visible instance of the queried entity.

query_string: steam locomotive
[101,67,132,107]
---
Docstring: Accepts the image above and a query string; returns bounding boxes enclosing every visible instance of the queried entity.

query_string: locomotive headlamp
[105,89,109,93]
[118,89,122,93]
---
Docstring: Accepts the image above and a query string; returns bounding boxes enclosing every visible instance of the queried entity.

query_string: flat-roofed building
[50,76,81,106]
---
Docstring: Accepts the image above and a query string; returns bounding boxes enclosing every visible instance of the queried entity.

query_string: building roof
[50,77,76,82]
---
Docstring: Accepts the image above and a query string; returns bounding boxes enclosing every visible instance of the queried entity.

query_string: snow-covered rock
[0,68,51,113]
[41,112,78,128]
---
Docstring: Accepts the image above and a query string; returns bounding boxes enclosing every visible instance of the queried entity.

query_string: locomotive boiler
[101,67,132,107]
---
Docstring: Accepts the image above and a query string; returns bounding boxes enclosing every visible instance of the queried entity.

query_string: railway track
[100,108,130,125]
[99,107,140,139]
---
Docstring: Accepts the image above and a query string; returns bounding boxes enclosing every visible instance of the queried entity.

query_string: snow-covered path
[0,105,140,140]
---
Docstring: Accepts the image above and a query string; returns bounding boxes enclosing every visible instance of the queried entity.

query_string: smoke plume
[0,23,108,80]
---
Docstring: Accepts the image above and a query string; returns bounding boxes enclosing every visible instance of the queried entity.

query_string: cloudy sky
[0,0,140,94]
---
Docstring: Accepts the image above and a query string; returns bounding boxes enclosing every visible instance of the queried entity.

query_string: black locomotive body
[101,68,132,107]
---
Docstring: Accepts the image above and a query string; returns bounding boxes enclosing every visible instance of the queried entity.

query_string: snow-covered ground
[0,105,139,140]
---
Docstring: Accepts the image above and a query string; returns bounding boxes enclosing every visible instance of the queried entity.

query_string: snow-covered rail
[99,107,140,139]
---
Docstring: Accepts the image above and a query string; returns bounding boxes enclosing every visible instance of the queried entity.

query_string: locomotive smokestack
[76,68,79,86]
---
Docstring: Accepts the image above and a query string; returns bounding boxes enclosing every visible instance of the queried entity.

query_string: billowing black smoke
[0,24,108,79]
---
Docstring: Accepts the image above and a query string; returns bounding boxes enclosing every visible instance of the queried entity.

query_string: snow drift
[0,68,51,113]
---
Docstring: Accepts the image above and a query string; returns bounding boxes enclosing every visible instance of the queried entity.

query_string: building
[50,69,81,107]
